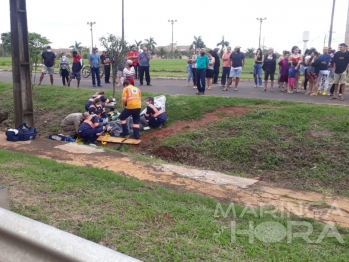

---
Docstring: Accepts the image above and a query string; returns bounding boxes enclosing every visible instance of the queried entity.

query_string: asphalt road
[0,70,347,105]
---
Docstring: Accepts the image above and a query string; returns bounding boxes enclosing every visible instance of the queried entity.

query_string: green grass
[1,149,348,261]
[1,82,349,196]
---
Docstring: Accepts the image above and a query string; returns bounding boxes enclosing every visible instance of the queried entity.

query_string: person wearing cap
[223,46,245,91]
[38,46,56,86]
[60,112,90,138]
[89,47,102,87]
[212,48,221,84]
[100,51,111,84]
[331,43,349,101]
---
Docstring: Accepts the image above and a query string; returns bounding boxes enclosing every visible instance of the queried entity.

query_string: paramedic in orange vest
[144,96,167,128]
[120,80,142,139]
[78,109,104,144]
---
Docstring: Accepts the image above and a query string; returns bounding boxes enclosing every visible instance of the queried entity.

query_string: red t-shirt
[73,55,82,63]
[127,51,138,66]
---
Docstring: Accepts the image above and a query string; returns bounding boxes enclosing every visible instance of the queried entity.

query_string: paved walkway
[0,71,348,105]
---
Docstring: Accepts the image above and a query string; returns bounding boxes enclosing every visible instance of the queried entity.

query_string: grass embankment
[1,82,349,197]
[1,150,348,261]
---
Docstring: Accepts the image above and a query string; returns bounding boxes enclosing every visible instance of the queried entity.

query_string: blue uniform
[145,103,167,128]
[85,95,109,111]
[78,115,103,143]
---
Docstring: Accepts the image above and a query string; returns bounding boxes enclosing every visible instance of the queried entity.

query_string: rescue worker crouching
[78,109,104,145]
[88,98,109,125]
[119,80,142,139]
[60,112,90,138]
[144,97,167,128]
[84,90,115,111]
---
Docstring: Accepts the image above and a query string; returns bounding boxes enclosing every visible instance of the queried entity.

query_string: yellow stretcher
[97,133,141,145]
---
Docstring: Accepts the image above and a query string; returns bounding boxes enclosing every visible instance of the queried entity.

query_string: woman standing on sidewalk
[221,46,232,87]
[253,48,264,88]
[305,50,321,96]
[262,48,276,91]
[206,51,215,90]
[289,46,303,91]
[186,49,194,87]
[59,52,70,86]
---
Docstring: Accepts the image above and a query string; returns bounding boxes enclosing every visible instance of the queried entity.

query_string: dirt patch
[1,134,349,227]
[140,106,248,145]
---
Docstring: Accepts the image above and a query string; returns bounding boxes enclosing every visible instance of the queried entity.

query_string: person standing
[253,48,264,88]
[223,46,245,91]
[289,46,303,90]
[191,49,199,89]
[278,51,290,92]
[331,43,349,101]
[262,48,277,92]
[195,48,209,95]
[89,48,102,87]
[212,47,220,84]
[100,51,111,83]
[138,47,152,86]
[317,47,331,95]
[206,51,215,90]
[221,46,232,87]
[59,52,70,86]
[67,51,83,88]
[186,51,193,86]
[120,80,142,139]
[127,46,139,79]
[38,46,56,86]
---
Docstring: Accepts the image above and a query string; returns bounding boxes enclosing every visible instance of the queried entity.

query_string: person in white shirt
[123,60,136,85]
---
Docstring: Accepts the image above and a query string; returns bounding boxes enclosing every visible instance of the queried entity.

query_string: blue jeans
[221,67,231,85]
[196,68,206,93]
[253,64,262,86]
[187,64,193,82]
[91,67,101,86]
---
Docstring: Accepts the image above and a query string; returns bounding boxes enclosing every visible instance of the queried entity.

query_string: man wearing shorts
[332,43,349,101]
[67,51,83,88]
[223,46,245,91]
[38,46,56,86]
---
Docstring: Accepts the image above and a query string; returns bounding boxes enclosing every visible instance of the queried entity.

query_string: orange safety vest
[122,85,142,109]
[83,115,96,128]
[147,104,164,118]
[89,104,106,114]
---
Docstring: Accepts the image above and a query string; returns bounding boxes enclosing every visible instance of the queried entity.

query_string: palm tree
[216,35,229,52]
[157,47,167,59]
[245,48,256,58]
[144,37,157,53]
[134,40,143,48]
[191,36,205,50]
[69,41,83,50]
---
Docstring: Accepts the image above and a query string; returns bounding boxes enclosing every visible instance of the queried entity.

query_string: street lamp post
[256,17,267,49]
[87,22,96,52]
[168,19,177,59]
[328,0,336,47]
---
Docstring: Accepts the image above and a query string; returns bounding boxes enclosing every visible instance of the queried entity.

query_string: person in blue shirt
[317,47,332,95]
[144,97,167,128]
[287,61,301,93]
[138,47,152,86]
[89,47,102,87]
[78,109,104,145]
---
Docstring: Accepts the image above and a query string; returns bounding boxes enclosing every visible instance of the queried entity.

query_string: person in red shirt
[67,51,83,88]
[126,45,139,79]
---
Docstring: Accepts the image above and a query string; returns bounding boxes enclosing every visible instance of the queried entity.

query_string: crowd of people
[186,44,349,100]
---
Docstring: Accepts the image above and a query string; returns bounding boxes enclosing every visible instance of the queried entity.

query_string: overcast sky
[0,0,348,54]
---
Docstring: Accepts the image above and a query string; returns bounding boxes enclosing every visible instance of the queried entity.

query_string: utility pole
[10,0,34,127]
[87,22,96,52]
[256,17,267,49]
[328,0,335,47]
[168,19,177,59]
[122,0,124,40]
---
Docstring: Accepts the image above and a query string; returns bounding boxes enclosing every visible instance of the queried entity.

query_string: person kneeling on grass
[78,109,104,145]
[144,96,167,128]
[119,80,142,139]
[60,112,90,138]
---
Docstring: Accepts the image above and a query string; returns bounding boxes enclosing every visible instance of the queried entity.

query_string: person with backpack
[67,51,83,88]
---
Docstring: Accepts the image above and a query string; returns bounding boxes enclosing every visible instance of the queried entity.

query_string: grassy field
[1,149,348,261]
[0,56,258,79]
[1,82,349,197]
